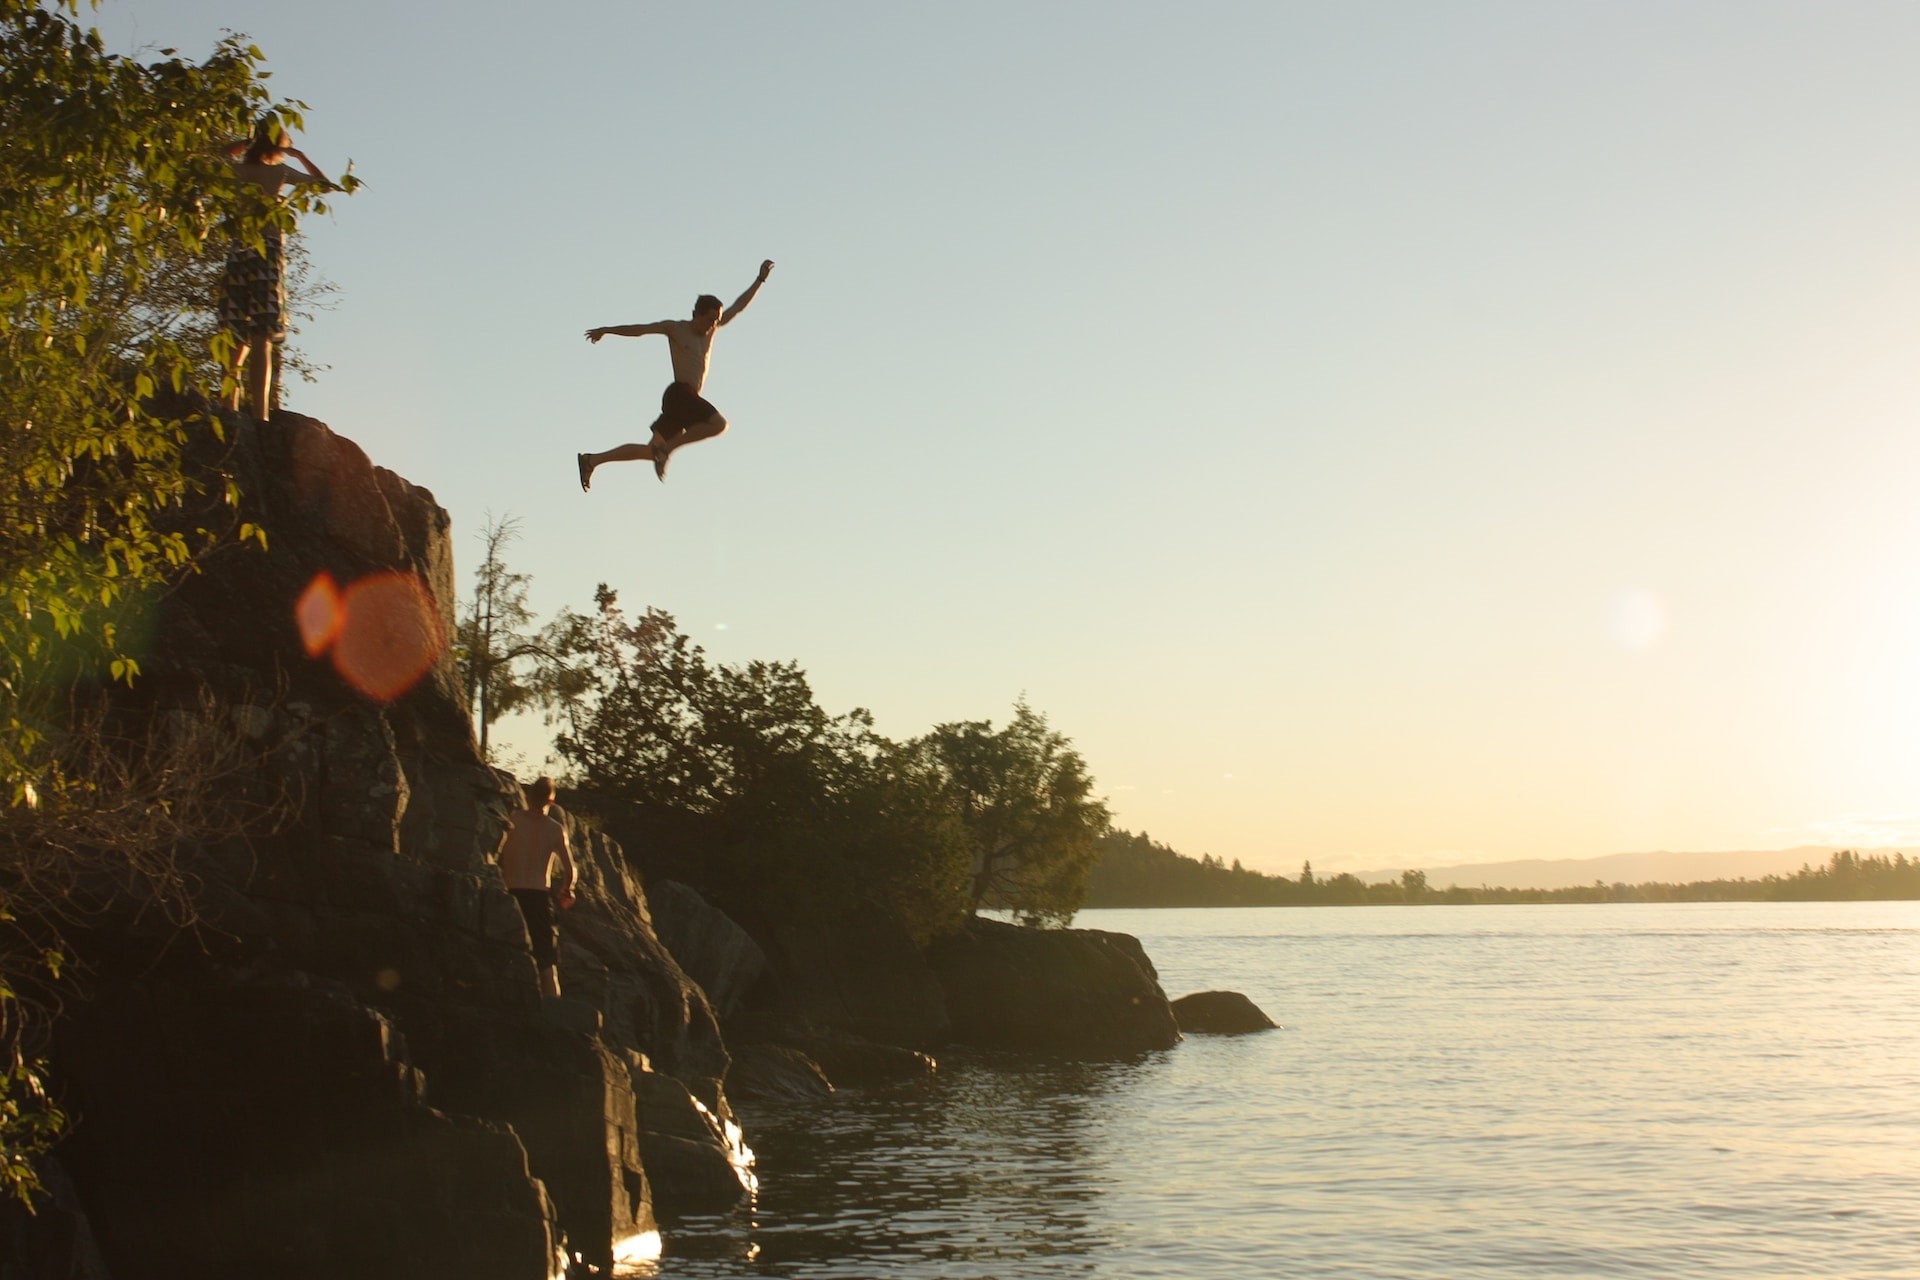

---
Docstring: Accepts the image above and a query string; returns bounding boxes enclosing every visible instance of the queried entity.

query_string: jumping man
[577,259,774,487]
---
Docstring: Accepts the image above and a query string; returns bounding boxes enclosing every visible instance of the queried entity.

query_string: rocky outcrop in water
[1171,989,1280,1034]
[925,916,1182,1056]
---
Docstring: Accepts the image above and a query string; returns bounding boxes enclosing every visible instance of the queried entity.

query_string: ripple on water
[655,902,1920,1279]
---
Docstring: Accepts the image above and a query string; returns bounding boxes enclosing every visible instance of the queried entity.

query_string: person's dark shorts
[653,380,717,442]
[219,228,286,342]
[510,888,558,965]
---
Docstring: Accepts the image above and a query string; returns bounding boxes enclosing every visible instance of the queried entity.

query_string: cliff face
[26,407,1186,1279]
[41,410,734,1279]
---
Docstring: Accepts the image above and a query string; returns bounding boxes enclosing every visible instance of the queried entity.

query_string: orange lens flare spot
[296,570,445,703]
[296,572,344,657]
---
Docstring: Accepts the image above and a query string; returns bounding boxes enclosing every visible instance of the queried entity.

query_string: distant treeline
[1083,834,1920,907]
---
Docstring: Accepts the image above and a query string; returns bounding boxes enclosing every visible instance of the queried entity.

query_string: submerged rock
[726,1043,836,1103]
[727,1012,938,1088]
[1171,989,1280,1034]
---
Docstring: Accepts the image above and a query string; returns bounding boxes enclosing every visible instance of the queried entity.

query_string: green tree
[922,701,1110,926]
[553,587,719,806]
[0,1,351,1205]
[2,1,354,779]
[553,590,972,940]
[454,514,585,761]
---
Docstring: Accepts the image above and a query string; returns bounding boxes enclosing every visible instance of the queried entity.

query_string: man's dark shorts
[510,888,558,965]
[653,380,717,442]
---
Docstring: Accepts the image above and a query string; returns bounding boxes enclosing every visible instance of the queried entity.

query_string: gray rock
[925,916,1181,1057]
[648,879,767,1018]
[759,908,952,1048]
[726,1043,836,1102]
[727,1012,937,1086]
[36,409,735,1278]
[53,978,565,1280]
[1171,989,1280,1034]
[631,1065,754,1210]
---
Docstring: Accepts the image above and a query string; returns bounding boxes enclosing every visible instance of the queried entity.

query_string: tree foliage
[0,0,351,1205]
[551,588,975,942]
[920,701,1110,927]
[1084,836,1920,908]
[454,514,585,761]
[546,589,1113,934]
[1,0,351,784]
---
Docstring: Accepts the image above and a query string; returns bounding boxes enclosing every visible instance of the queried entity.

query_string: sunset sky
[96,1,1920,875]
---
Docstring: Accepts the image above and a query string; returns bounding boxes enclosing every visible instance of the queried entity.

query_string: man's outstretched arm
[585,322,672,343]
[720,260,774,326]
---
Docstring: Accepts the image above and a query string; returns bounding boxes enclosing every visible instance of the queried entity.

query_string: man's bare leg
[577,441,661,491]
[653,414,728,480]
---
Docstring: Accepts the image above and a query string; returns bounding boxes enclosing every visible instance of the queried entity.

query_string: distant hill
[1087,832,1920,907]
[1346,846,1897,892]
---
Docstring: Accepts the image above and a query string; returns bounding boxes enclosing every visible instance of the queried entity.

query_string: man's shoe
[653,447,670,482]
[577,453,593,492]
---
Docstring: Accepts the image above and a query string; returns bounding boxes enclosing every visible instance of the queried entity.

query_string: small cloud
[713,622,730,631]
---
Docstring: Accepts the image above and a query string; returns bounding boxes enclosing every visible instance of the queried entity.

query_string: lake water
[651,902,1920,1278]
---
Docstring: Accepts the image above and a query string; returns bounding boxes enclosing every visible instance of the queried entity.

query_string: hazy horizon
[1343,843,1897,889]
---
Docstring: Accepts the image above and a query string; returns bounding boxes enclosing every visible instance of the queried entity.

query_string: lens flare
[295,571,344,657]
[296,569,445,702]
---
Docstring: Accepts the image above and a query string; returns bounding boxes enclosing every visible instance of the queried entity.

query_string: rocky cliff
[31,410,741,1279]
[20,408,1185,1279]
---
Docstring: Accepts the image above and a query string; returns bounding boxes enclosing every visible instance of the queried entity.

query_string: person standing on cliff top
[576,259,774,488]
[498,777,577,999]
[220,118,339,422]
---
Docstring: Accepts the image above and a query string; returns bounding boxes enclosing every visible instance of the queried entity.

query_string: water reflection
[660,1051,1167,1277]
[608,1228,663,1278]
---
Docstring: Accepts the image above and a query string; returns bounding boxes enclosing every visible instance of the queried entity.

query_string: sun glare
[1607,588,1667,652]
